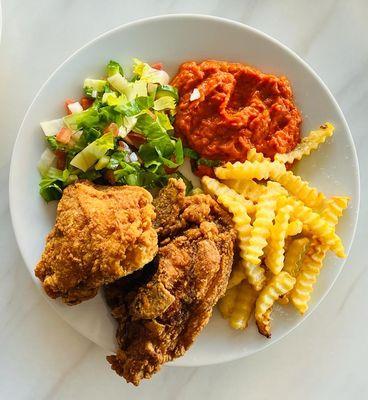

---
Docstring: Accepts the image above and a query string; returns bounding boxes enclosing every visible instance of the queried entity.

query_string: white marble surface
[1,1,367,399]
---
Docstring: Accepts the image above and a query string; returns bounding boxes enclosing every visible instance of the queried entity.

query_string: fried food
[274,122,334,164]
[205,125,349,336]
[105,179,236,385]
[35,181,157,305]
[215,159,286,181]
[202,176,265,290]
[228,281,258,330]
[255,271,296,337]
[265,205,293,275]
[271,169,327,211]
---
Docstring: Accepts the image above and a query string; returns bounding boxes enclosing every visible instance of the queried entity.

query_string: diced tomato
[64,98,76,115]
[80,96,94,110]
[151,62,163,70]
[55,150,67,170]
[194,164,215,178]
[104,123,119,136]
[56,127,73,144]
[124,132,146,149]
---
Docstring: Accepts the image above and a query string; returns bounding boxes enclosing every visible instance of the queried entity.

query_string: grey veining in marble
[1,0,367,399]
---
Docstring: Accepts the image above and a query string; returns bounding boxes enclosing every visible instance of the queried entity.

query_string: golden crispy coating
[105,179,236,385]
[35,181,157,305]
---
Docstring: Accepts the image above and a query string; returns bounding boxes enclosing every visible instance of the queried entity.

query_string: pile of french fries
[202,123,350,338]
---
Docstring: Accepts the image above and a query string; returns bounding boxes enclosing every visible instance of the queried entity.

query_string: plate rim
[9,14,361,367]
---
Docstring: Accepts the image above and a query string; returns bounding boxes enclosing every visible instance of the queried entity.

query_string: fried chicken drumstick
[105,179,236,385]
[35,181,157,305]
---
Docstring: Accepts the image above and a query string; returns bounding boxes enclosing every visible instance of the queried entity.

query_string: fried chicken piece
[105,179,236,384]
[35,181,157,305]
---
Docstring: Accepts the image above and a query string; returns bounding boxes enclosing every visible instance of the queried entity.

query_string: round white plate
[9,15,359,367]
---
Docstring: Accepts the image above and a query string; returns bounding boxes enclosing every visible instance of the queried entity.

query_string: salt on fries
[201,123,350,337]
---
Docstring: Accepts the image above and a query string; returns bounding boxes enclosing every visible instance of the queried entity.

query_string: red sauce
[171,60,302,162]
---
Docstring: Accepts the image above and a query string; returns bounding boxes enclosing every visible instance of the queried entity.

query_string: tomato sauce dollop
[171,60,302,163]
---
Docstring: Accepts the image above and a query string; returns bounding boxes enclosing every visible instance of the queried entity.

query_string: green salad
[38,59,190,202]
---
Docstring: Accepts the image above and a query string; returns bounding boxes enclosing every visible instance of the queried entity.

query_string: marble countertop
[1,1,367,399]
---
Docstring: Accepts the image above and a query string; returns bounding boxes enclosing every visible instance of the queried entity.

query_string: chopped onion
[91,90,98,98]
[119,141,132,153]
[107,73,129,93]
[118,126,128,138]
[37,148,56,176]
[129,152,138,162]
[190,88,200,101]
[40,118,65,136]
[67,102,84,114]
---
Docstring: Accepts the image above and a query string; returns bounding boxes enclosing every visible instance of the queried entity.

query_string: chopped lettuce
[156,85,179,102]
[70,132,114,172]
[184,147,199,160]
[196,158,221,167]
[63,108,100,130]
[124,80,148,101]
[39,168,74,202]
[115,96,154,117]
[94,155,110,170]
[107,73,129,93]
[153,96,176,111]
[101,92,127,106]
[155,111,173,131]
[38,57,192,200]
[133,58,169,85]
[83,78,107,93]
[46,135,60,151]
[117,116,137,137]
[106,60,124,77]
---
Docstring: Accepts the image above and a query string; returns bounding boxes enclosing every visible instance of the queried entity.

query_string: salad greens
[38,59,188,201]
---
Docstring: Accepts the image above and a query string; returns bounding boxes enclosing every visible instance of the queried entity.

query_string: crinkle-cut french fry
[244,261,267,291]
[278,237,310,305]
[215,159,286,181]
[274,123,334,164]
[229,281,258,330]
[265,205,293,274]
[245,182,279,289]
[282,196,345,258]
[287,220,303,236]
[202,177,266,290]
[227,260,246,289]
[283,237,310,277]
[218,286,239,318]
[321,196,350,226]
[225,179,266,203]
[271,169,327,211]
[288,196,349,312]
[289,240,327,314]
[255,271,296,337]
[246,148,270,162]
[202,177,256,215]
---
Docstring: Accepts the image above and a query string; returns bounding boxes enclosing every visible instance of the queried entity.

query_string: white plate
[9,15,360,367]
